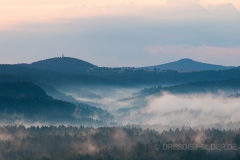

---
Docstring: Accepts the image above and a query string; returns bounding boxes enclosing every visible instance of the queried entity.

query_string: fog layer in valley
[68,87,240,127]
[119,93,240,126]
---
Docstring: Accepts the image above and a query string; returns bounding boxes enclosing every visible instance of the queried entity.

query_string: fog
[1,84,240,130]
[116,92,240,127]
[65,86,240,128]
[66,86,139,111]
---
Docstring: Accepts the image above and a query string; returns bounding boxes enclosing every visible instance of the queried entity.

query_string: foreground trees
[0,125,240,160]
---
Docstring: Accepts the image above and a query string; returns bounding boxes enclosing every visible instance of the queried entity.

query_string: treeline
[136,78,240,96]
[1,64,240,87]
[88,68,240,86]
[0,125,240,160]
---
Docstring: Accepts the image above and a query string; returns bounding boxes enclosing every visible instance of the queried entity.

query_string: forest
[1,57,240,159]
[0,82,112,126]
[0,125,240,160]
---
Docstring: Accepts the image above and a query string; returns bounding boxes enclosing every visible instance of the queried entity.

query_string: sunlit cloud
[0,0,166,28]
[0,0,240,66]
[0,0,240,28]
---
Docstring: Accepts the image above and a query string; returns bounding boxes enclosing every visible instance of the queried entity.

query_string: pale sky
[0,0,240,67]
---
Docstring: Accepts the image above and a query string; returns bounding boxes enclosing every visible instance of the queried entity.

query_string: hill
[24,57,97,73]
[144,58,233,71]
[1,57,240,87]
[0,82,112,125]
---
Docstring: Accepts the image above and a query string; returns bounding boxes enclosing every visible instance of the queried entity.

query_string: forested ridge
[0,82,112,125]
[1,60,240,87]
[136,78,240,96]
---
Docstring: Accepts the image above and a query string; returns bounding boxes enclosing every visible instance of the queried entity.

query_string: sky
[0,0,240,67]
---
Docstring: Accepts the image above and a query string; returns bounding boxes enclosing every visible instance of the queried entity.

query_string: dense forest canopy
[0,125,240,160]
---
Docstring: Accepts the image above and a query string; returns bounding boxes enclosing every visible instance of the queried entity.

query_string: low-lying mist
[4,82,236,129]
[66,85,240,128]
[116,92,240,127]
[66,86,139,111]
[62,85,240,127]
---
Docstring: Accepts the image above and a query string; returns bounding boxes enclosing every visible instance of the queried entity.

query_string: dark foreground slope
[0,82,112,125]
[0,81,74,120]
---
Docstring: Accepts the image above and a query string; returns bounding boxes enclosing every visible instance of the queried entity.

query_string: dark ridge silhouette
[144,58,233,71]
[0,81,47,98]
[0,81,74,119]
[1,57,240,87]
[0,82,112,123]
[27,57,98,73]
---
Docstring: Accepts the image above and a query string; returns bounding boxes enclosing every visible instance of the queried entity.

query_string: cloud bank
[117,93,240,127]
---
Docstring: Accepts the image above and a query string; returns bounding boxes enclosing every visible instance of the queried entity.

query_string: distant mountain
[1,57,240,87]
[22,57,98,73]
[144,58,233,71]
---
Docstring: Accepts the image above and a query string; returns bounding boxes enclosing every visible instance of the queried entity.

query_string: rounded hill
[30,57,97,73]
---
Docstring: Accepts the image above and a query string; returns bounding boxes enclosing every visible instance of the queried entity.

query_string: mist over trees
[0,125,240,160]
[1,57,240,159]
